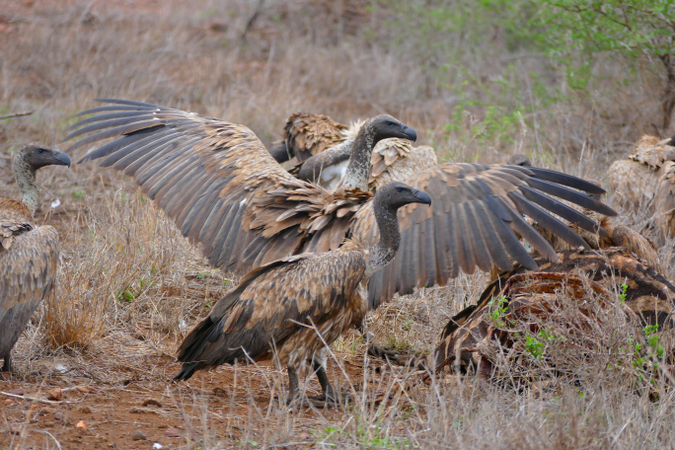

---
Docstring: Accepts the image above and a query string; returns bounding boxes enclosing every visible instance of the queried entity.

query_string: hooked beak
[401,125,417,143]
[52,150,72,168]
[412,188,432,205]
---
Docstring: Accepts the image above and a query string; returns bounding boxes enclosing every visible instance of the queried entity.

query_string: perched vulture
[1,144,70,372]
[175,182,432,403]
[64,99,617,314]
[607,135,675,209]
[268,112,347,164]
[506,154,660,271]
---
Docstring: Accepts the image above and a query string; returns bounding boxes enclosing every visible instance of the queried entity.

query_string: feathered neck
[365,195,400,277]
[338,121,374,192]
[12,151,38,213]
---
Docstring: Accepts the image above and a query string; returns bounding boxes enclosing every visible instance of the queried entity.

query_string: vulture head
[376,181,432,210]
[367,115,417,145]
[506,153,532,167]
[15,144,71,171]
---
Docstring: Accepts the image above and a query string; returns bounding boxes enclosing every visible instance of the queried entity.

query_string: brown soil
[1,353,418,449]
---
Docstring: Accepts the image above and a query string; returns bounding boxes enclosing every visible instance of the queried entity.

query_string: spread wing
[0,225,59,358]
[64,99,366,275]
[175,248,366,379]
[351,162,617,309]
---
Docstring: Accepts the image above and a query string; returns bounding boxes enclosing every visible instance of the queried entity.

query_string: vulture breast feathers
[65,100,617,310]
[0,202,59,370]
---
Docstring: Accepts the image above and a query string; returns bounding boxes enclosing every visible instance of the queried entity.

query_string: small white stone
[153,443,163,449]
[50,199,61,209]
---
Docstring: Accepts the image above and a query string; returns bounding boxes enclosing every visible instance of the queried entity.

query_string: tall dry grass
[1,0,675,448]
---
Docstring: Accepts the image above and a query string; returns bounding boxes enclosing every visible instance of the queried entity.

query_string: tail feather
[174,362,200,381]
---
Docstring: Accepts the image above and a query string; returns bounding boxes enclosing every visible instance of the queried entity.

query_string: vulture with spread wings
[65,99,617,311]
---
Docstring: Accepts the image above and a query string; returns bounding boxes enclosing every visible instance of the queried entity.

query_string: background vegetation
[1,0,674,448]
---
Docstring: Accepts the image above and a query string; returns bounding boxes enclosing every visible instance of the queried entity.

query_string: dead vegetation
[1,0,675,449]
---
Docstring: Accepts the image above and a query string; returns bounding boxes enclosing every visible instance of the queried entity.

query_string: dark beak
[52,150,72,168]
[401,125,417,143]
[412,188,432,205]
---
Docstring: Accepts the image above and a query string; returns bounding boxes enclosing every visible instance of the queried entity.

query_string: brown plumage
[368,138,437,191]
[608,135,675,209]
[295,121,437,193]
[64,99,617,312]
[174,182,432,403]
[268,112,347,164]
[654,160,675,241]
[505,154,660,271]
[434,247,675,375]
[1,144,70,372]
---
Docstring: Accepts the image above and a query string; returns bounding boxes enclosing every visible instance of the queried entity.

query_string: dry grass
[1,0,675,448]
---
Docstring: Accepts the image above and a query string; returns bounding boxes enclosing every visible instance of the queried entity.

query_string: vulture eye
[387,121,395,127]
[396,186,405,193]
[38,148,46,154]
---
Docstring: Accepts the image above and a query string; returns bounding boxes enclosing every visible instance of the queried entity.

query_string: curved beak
[412,188,432,205]
[52,150,72,168]
[401,124,417,143]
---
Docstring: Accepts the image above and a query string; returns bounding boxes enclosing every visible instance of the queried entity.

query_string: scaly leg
[1,353,12,373]
[287,365,300,404]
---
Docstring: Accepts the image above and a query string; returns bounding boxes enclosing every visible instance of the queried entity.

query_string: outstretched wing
[0,225,59,358]
[175,248,366,379]
[64,99,361,275]
[351,162,617,309]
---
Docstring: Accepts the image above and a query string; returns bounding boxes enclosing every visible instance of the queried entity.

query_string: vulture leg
[286,365,301,404]
[1,354,11,373]
[312,358,339,403]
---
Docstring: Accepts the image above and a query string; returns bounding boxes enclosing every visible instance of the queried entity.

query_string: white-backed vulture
[295,120,437,193]
[1,144,70,372]
[507,153,660,271]
[268,112,347,164]
[607,135,675,209]
[174,182,432,403]
[64,99,617,313]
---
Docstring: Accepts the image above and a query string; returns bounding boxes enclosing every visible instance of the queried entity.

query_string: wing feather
[353,162,615,308]
[175,249,366,378]
[64,100,352,276]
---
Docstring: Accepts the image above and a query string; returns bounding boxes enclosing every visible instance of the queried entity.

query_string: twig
[0,391,77,404]
[31,430,64,450]
[239,0,265,44]
[0,110,34,120]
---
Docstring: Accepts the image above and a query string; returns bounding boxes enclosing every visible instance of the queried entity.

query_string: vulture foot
[367,342,400,361]
[1,354,12,373]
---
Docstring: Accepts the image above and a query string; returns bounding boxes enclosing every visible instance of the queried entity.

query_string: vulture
[174,182,432,403]
[507,154,660,271]
[1,144,71,372]
[607,134,675,210]
[297,127,438,193]
[435,247,675,376]
[654,160,675,242]
[64,99,617,315]
[268,112,347,164]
